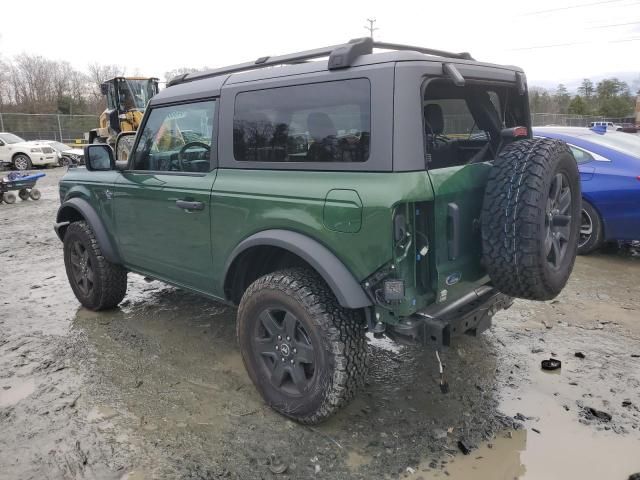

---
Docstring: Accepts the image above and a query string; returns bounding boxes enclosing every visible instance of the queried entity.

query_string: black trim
[124,170,207,177]
[55,197,121,264]
[224,229,372,309]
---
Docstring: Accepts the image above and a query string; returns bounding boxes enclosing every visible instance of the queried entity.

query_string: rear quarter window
[233,79,371,163]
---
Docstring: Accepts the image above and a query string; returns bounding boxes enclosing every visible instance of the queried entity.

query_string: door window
[131,100,216,172]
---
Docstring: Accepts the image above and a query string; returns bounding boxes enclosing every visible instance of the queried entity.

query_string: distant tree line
[530,77,639,118]
[0,53,125,115]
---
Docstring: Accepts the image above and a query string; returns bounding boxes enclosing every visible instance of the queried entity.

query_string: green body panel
[112,171,217,292]
[59,161,493,319]
[427,162,492,302]
[209,169,435,297]
[323,189,363,233]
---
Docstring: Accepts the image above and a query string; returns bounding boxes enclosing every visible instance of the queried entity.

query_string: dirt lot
[1,168,639,480]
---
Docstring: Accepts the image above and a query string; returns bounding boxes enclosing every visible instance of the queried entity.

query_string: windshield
[47,141,71,151]
[0,133,26,144]
[118,79,157,110]
[586,131,640,157]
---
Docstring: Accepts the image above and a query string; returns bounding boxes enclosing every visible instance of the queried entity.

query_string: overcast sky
[1,0,639,88]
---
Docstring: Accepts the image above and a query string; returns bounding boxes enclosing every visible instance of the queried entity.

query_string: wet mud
[1,168,639,479]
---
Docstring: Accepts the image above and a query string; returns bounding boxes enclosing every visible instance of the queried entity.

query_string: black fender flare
[224,230,372,309]
[54,197,122,264]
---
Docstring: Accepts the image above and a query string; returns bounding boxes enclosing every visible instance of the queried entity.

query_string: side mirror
[115,131,137,163]
[84,144,115,171]
[100,83,109,95]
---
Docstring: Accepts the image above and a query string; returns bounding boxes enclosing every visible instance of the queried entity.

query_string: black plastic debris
[622,399,633,408]
[531,428,541,434]
[632,354,640,358]
[457,440,471,455]
[541,359,561,371]
[628,473,640,480]
[574,352,585,359]
[584,407,612,422]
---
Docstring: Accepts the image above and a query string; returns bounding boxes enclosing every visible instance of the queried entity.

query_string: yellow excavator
[88,77,159,146]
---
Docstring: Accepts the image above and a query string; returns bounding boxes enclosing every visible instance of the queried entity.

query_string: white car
[0,132,59,170]
[43,141,85,166]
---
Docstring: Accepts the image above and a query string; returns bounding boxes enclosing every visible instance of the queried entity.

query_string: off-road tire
[13,154,31,170]
[29,188,41,200]
[63,221,127,310]
[482,138,581,300]
[18,189,30,201]
[577,200,602,255]
[237,268,367,424]
[2,191,17,204]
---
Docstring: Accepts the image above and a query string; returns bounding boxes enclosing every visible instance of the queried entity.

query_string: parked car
[0,133,59,170]
[55,38,580,424]
[588,121,621,130]
[534,126,640,254]
[43,141,85,166]
[615,123,639,134]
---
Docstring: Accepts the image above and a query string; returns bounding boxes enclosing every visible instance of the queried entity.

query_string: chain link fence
[0,113,97,144]
[0,111,634,147]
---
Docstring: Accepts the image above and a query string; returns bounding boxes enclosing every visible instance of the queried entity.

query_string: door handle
[175,199,204,211]
[447,202,460,261]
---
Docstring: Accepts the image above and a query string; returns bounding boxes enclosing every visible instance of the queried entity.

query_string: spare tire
[481,138,580,300]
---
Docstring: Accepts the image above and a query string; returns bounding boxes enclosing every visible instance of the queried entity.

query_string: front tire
[237,268,367,424]
[13,154,31,171]
[63,221,127,310]
[577,201,603,255]
[18,189,30,201]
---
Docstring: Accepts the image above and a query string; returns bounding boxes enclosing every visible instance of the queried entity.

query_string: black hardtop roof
[152,38,524,105]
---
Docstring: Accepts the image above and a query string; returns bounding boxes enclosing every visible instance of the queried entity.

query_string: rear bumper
[388,286,512,346]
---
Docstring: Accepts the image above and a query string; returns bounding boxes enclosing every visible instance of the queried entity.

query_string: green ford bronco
[55,38,580,424]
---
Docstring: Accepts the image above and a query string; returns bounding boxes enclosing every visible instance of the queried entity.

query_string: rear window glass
[569,146,594,164]
[233,79,371,163]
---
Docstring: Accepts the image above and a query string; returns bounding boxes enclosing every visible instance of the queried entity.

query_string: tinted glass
[131,101,216,172]
[569,146,594,164]
[234,79,370,163]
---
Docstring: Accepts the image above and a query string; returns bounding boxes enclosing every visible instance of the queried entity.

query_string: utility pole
[364,18,378,39]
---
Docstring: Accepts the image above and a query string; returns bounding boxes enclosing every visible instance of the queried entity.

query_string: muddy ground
[1,167,639,480]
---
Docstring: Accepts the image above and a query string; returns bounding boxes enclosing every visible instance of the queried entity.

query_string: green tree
[578,79,594,99]
[568,95,589,115]
[554,84,571,114]
[595,78,634,117]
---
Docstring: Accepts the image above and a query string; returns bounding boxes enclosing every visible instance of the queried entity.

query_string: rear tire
[482,138,581,300]
[237,268,367,424]
[63,221,127,310]
[2,192,16,204]
[577,201,603,255]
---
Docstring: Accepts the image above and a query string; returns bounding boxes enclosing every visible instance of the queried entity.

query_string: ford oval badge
[445,272,462,286]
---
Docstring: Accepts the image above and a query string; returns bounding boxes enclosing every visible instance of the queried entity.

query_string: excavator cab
[89,77,159,145]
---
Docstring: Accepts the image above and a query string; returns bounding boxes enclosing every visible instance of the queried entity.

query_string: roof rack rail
[372,41,473,61]
[167,38,474,87]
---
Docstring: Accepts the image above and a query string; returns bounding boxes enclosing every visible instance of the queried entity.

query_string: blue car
[534,127,640,254]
